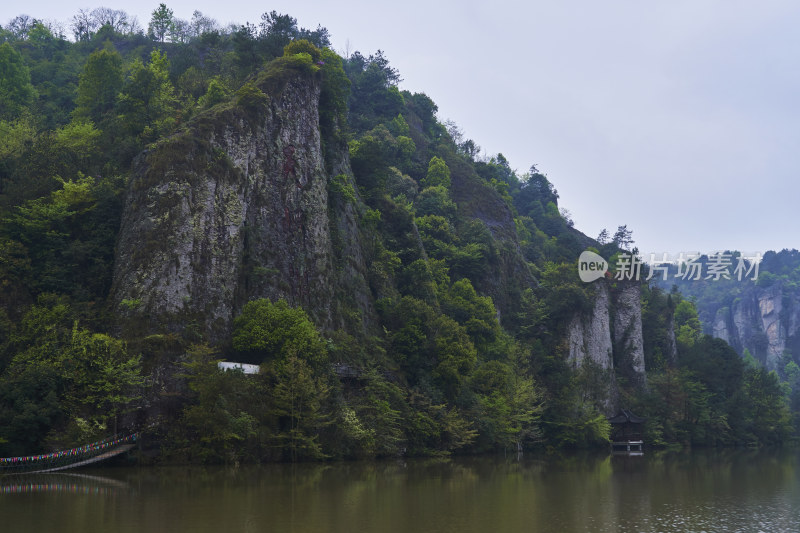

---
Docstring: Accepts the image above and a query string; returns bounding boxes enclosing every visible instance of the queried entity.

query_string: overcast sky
[4,1,799,257]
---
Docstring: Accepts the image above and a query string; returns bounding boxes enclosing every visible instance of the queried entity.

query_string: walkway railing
[0,434,138,474]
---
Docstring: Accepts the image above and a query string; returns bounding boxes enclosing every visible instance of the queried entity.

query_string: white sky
[4,0,799,256]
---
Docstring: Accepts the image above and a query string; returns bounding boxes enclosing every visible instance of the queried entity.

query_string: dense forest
[651,249,800,432]
[0,6,794,462]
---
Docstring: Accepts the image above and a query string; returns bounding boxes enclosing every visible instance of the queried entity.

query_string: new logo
[578,250,608,282]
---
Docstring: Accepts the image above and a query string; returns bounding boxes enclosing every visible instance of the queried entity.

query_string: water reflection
[0,472,131,496]
[1,449,799,532]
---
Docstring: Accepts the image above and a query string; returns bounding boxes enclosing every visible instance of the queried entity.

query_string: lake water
[2,449,799,532]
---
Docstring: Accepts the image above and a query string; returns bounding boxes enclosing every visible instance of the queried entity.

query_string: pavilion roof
[607,409,646,425]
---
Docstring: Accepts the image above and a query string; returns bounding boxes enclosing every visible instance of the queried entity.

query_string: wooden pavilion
[608,409,645,454]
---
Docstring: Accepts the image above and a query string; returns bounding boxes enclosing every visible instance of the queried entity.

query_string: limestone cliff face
[568,283,613,371]
[613,281,647,388]
[111,69,371,340]
[566,280,651,413]
[567,282,617,413]
[711,283,800,370]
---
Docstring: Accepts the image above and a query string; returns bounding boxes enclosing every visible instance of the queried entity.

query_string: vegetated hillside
[653,249,800,417]
[0,9,793,461]
[653,251,800,366]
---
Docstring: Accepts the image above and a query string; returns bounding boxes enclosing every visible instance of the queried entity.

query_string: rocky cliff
[568,283,613,371]
[567,280,651,413]
[613,281,647,388]
[109,57,658,420]
[711,283,800,370]
[111,66,372,341]
[567,282,617,412]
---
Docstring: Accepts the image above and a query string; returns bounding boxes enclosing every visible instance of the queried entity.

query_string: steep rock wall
[567,282,617,413]
[613,281,647,388]
[111,69,371,340]
[712,284,800,370]
[568,282,614,371]
[566,280,653,413]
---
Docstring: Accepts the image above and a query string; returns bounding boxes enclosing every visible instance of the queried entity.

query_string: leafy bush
[283,39,322,62]
[235,82,269,110]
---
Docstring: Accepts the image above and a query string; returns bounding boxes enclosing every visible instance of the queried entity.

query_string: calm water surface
[2,449,799,532]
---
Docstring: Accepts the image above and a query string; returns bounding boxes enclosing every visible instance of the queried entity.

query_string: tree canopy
[0,6,794,462]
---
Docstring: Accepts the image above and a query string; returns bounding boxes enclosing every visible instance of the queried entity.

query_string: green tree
[74,48,124,125]
[470,360,543,451]
[197,77,230,108]
[67,326,144,437]
[117,50,178,142]
[2,175,122,300]
[265,352,330,460]
[415,186,457,219]
[440,278,500,351]
[148,3,174,43]
[344,50,403,131]
[432,314,477,400]
[175,344,263,463]
[422,156,451,188]
[232,299,327,367]
[258,11,300,57]
[53,121,102,173]
[612,224,634,251]
[0,43,36,119]
[674,299,702,348]
[743,367,792,445]
[644,367,689,445]
[0,296,142,451]
[283,39,321,62]
[385,296,438,376]
[0,363,65,455]
[0,115,35,162]
[351,370,407,457]
[318,48,351,144]
[743,348,758,369]
[235,82,268,111]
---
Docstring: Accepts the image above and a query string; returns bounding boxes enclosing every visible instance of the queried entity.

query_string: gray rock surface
[111,71,369,340]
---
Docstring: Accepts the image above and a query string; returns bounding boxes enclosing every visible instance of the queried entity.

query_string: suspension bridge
[0,434,137,474]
